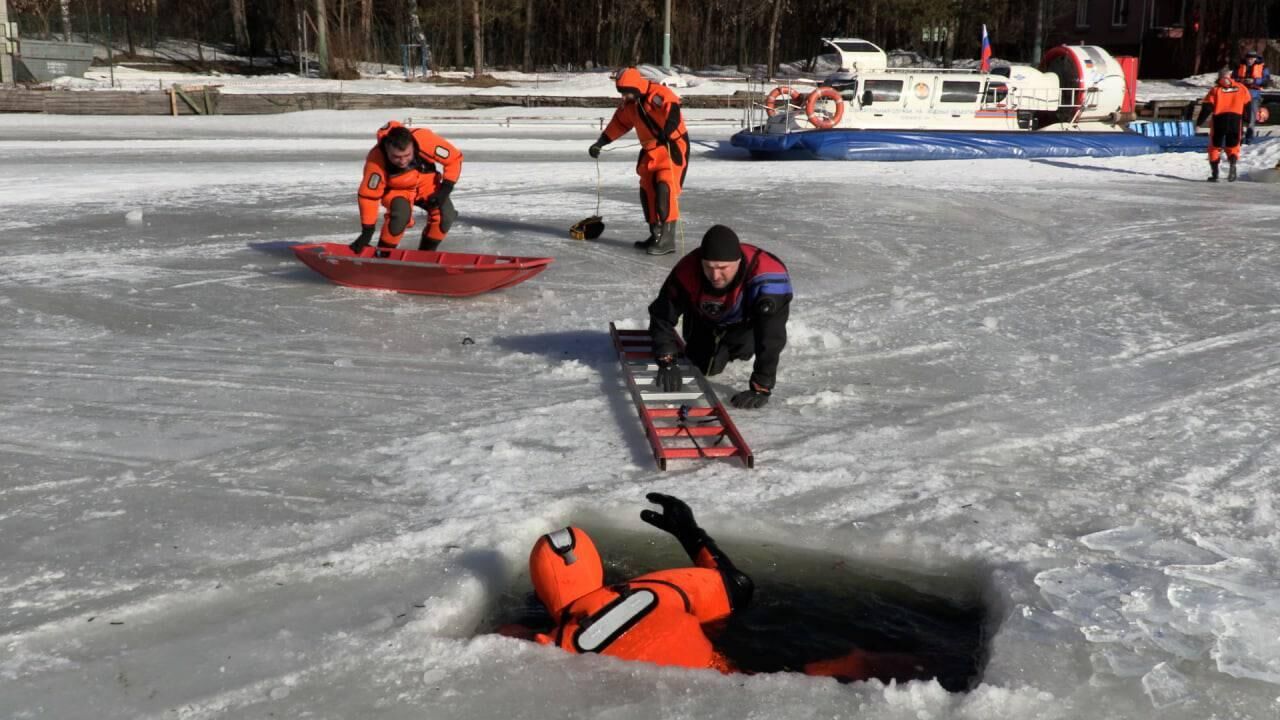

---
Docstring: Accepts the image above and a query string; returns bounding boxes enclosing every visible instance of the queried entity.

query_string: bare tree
[360,0,372,52]
[522,0,533,72]
[471,0,484,76]
[766,0,788,79]
[230,0,249,51]
[60,0,71,41]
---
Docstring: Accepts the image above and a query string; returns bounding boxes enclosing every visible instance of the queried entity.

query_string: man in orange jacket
[522,493,752,671]
[1196,68,1252,182]
[589,68,690,256]
[1233,50,1270,143]
[351,121,463,254]
[510,494,928,684]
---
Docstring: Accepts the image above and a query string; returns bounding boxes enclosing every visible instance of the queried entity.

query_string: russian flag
[980,24,992,73]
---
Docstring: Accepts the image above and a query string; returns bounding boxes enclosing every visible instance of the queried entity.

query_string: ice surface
[2,109,1280,719]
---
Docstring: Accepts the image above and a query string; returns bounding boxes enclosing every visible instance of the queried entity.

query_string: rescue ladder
[610,323,754,471]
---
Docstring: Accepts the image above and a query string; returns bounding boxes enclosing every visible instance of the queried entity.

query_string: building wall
[1,0,13,85]
[1049,0,1194,78]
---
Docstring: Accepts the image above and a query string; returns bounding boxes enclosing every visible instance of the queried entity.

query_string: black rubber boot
[1207,161,1219,182]
[634,224,659,250]
[1228,159,1238,182]
[646,221,678,256]
[419,236,442,252]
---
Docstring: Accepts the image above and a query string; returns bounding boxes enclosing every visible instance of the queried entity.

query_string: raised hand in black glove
[640,492,704,550]
[654,355,682,392]
[420,180,455,211]
[588,143,604,159]
[349,225,376,254]
[730,383,771,409]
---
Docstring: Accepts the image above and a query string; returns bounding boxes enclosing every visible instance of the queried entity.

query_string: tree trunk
[454,0,465,68]
[315,0,330,77]
[1193,0,1206,74]
[595,0,604,66]
[767,0,785,79]
[230,0,250,52]
[523,0,533,72]
[361,0,372,50]
[944,15,958,67]
[629,21,646,66]
[60,0,72,41]
[471,0,484,76]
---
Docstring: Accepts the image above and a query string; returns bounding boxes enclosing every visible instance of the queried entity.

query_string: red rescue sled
[292,243,553,297]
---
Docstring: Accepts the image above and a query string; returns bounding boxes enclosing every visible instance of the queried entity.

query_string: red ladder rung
[648,407,717,418]
[660,447,742,459]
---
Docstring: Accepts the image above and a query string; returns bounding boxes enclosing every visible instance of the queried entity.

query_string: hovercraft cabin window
[984,82,1009,104]
[864,79,903,103]
[940,81,982,104]
[834,41,880,53]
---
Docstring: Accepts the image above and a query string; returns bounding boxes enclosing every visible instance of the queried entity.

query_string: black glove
[654,355,682,392]
[421,180,455,211]
[349,225,375,254]
[730,384,771,409]
[588,143,603,159]
[641,493,705,552]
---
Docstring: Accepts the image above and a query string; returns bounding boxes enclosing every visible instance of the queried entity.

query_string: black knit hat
[700,225,742,262]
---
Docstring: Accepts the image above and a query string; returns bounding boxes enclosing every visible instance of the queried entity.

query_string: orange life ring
[765,86,803,116]
[805,87,845,129]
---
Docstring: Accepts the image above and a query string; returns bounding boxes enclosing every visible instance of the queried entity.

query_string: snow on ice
[1,106,1280,720]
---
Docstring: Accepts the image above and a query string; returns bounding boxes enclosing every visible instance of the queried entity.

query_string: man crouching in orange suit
[504,493,926,684]
[350,121,463,255]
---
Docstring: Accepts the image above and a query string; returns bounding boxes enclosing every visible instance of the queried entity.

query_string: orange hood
[529,527,603,617]
[616,67,650,96]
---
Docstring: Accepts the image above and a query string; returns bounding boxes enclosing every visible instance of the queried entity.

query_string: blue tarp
[730,128,1209,161]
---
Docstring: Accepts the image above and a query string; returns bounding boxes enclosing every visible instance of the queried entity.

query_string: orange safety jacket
[1203,81,1253,117]
[357,121,462,226]
[1234,60,1267,90]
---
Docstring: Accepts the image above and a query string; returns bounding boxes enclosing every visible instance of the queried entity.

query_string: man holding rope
[589,68,690,255]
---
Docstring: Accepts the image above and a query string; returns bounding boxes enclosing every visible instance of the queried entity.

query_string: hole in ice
[481,523,990,691]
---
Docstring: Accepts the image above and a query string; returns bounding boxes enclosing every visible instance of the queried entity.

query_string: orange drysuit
[512,495,930,685]
[358,121,463,247]
[528,526,741,671]
[597,68,690,226]
[1198,80,1251,163]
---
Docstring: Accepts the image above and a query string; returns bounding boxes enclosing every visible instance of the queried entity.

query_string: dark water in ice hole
[480,525,990,692]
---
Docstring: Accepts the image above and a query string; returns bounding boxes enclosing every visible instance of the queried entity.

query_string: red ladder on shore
[610,323,754,471]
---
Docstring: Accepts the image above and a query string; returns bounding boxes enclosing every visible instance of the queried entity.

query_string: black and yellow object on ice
[570,215,605,240]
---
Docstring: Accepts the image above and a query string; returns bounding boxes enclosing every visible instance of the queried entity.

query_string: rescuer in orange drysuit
[525,493,751,670]
[351,121,463,254]
[589,68,690,256]
[513,493,927,684]
[1196,68,1252,183]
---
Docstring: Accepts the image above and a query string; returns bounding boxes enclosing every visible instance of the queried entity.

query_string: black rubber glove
[640,492,706,555]
[654,355,682,392]
[421,180,455,210]
[589,132,610,159]
[349,225,375,254]
[731,384,771,409]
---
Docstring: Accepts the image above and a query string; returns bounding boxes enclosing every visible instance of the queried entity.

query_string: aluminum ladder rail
[610,323,754,471]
